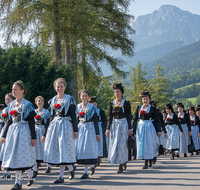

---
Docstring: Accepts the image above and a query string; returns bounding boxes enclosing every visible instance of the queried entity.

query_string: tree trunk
[81,41,86,88]
[65,35,71,64]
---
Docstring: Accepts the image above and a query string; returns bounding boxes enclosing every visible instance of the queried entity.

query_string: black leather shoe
[45,167,51,173]
[117,165,123,173]
[69,166,76,180]
[175,153,180,158]
[148,160,152,167]
[33,171,38,178]
[1,174,11,179]
[54,177,64,183]
[90,166,95,175]
[11,183,22,190]
[142,165,148,169]
[80,173,89,179]
[196,151,199,155]
[184,153,187,157]
[27,178,34,186]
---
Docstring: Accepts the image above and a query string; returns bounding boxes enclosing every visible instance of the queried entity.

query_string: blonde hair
[13,80,27,95]
[53,78,67,87]
[35,96,44,103]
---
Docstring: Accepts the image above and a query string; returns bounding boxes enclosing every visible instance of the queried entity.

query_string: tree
[151,64,173,110]
[127,61,152,113]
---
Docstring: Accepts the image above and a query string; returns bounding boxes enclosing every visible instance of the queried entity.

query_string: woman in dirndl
[44,78,78,184]
[175,102,191,157]
[165,102,184,160]
[89,96,108,166]
[0,93,15,179]
[0,81,37,190]
[188,106,200,155]
[76,90,100,179]
[106,83,132,173]
[132,91,161,169]
[32,96,51,177]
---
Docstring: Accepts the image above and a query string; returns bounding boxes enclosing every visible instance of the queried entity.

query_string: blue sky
[0,0,200,47]
[129,0,200,19]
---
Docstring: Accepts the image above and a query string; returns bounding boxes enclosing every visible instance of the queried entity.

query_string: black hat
[139,91,151,97]
[88,96,98,103]
[0,104,5,109]
[196,104,200,111]
[165,102,173,109]
[150,99,156,105]
[111,82,124,94]
[176,102,184,109]
[188,106,195,112]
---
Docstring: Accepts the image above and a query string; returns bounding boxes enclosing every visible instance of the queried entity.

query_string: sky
[0,0,200,47]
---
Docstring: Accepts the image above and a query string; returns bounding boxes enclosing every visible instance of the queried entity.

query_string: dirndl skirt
[44,117,76,165]
[98,122,103,157]
[76,121,98,165]
[136,120,159,160]
[2,121,36,171]
[191,125,199,150]
[179,124,189,153]
[108,118,129,164]
[35,125,45,162]
[0,126,6,162]
[166,124,180,150]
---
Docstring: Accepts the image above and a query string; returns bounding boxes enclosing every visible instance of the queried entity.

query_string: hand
[96,136,101,142]
[106,130,110,138]
[134,134,136,138]
[189,131,192,136]
[182,132,185,135]
[41,136,45,142]
[31,139,37,146]
[74,133,78,139]
[1,138,5,144]
[158,132,162,137]
[164,134,167,138]
[198,133,200,137]
[129,129,133,136]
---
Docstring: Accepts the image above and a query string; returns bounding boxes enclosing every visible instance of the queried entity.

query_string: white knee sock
[33,163,38,172]
[91,164,95,168]
[84,165,89,174]
[48,164,51,168]
[67,165,73,172]
[59,165,65,178]
[26,169,33,178]
[15,171,22,185]
[5,169,10,175]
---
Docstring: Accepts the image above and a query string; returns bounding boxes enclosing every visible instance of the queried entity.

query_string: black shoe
[123,163,127,171]
[32,171,38,178]
[196,151,199,155]
[117,165,123,173]
[190,152,194,156]
[184,153,187,157]
[45,167,51,173]
[11,183,22,190]
[90,166,95,175]
[1,174,11,179]
[142,165,148,169]
[69,166,76,180]
[54,177,64,183]
[175,153,180,158]
[148,160,152,167]
[80,173,89,179]
[27,178,34,186]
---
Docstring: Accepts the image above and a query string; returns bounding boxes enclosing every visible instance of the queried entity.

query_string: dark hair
[6,93,15,100]
[78,89,90,98]
[13,80,27,95]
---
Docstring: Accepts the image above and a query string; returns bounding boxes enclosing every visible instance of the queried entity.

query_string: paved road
[1,154,200,190]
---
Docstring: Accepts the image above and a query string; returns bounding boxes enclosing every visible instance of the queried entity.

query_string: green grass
[187,97,196,105]
[174,82,200,92]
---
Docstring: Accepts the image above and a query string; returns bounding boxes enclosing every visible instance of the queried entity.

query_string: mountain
[143,40,200,79]
[132,5,200,51]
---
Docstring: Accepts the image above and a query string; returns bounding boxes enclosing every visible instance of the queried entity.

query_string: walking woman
[106,82,132,173]
[175,102,191,157]
[44,78,78,183]
[76,89,100,179]
[1,81,36,189]
[165,103,184,160]
[132,91,161,169]
[188,106,200,155]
